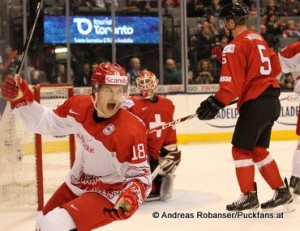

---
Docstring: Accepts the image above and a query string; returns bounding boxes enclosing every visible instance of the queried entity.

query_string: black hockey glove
[196,95,224,120]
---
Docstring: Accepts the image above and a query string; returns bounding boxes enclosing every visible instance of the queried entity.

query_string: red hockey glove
[104,181,141,220]
[1,75,34,109]
[159,145,181,175]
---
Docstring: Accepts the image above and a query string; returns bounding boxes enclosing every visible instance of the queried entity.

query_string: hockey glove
[1,75,34,109]
[104,181,141,220]
[196,95,224,120]
[158,145,181,176]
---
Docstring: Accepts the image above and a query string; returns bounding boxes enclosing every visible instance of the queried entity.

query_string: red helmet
[136,70,158,99]
[92,62,128,92]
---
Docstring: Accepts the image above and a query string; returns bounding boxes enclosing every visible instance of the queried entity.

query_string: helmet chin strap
[91,94,107,118]
[226,20,236,41]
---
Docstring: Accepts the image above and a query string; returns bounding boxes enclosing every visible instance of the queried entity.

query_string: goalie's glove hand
[1,75,34,109]
[159,146,181,175]
[196,95,224,120]
[104,182,140,220]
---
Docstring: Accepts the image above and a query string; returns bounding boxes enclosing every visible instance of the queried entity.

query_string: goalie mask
[91,62,129,118]
[136,70,158,99]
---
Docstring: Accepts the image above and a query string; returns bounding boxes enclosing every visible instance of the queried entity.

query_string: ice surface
[0,141,298,231]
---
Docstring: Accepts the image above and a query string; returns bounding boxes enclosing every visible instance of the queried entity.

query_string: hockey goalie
[124,70,181,201]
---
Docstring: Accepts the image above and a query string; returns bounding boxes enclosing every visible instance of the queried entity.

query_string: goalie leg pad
[36,207,76,231]
[160,173,175,200]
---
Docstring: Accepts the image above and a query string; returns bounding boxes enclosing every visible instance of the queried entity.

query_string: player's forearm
[14,101,73,135]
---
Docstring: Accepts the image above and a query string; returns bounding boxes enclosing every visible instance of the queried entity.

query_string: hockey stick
[146,95,293,134]
[151,165,161,180]
[147,113,197,134]
[147,98,240,134]
[14,0,44,78]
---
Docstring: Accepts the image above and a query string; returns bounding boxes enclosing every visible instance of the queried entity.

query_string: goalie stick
[151,164,161,180]
[14,0,44,78]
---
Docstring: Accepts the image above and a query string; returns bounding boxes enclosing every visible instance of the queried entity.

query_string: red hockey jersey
[215,30,281,110]
[13,95,151,205]
[124,95,177,160]
[278,41,300,74]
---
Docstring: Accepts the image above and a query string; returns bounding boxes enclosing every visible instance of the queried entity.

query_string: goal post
[0,84,75,211]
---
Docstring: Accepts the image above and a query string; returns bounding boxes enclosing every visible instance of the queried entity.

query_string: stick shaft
[15,0,44,77]
[146,95,290,134]
[151,165,161,180]
[147,113,197,134]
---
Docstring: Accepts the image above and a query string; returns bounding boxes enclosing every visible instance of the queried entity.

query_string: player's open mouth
[107,103,116,111]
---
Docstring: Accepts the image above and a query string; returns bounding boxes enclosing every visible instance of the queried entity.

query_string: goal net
[0,84,75,210]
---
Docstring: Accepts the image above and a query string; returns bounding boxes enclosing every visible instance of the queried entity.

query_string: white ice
[0,140,299,231]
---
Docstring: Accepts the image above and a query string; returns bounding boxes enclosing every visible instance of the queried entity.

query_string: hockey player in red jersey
[124,70,181,200]
[1,62,151,231]
[278,41,300,198]
[196,3,293,212]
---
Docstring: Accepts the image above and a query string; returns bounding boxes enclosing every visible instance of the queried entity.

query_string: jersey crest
[103,124,115,135]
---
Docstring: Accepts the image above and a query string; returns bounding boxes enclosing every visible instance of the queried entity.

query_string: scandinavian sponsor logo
[219,76,232,82]
[105,75,128,85]
[76,134,95,154]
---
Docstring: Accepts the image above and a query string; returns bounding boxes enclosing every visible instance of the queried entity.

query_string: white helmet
[135,70,158,99]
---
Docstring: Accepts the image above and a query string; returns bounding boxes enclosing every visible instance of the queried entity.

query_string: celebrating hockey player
[196,3,293,212]
[1,62,151,230]
[278,41,300,198]
[124,70,181,200]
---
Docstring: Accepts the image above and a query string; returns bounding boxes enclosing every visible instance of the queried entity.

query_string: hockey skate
[226,189,259,211]
[261,178,294,213]
[290,176,300,197]
[290,175,300,189]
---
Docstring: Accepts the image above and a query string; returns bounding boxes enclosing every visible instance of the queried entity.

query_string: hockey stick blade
[14,0,44,78]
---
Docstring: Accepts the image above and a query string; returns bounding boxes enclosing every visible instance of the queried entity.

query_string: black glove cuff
[207,96,224,110]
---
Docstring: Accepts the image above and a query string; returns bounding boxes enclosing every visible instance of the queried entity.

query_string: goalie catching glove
[104,181,143,220]
[1,75,34,109]
[196,95,224,120]
[158,144,181,176]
